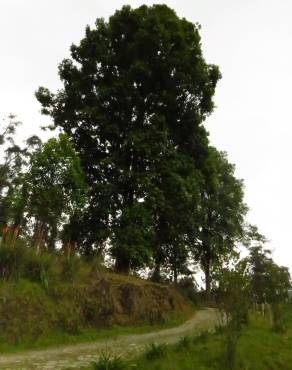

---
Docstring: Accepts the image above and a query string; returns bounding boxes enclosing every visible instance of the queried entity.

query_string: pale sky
[1,1,291,270]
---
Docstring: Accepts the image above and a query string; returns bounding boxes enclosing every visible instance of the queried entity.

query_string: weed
[177,335,191,349]
[145,342,167,360]
[93,351,128,370]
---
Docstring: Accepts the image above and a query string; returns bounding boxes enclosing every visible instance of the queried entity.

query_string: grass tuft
[177,335,191,350]
[145,342,167,360]
[93,351,128,370]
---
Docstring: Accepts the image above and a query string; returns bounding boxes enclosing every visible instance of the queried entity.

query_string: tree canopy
[36,4,221,272]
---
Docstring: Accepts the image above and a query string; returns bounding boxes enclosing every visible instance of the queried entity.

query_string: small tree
[216,261,250,370]
[0,115,42,240]
[26,134,87,250]
[0,115,22,229]
[191,147,247,297]
[263,261,290,331]
[247,243,291,331]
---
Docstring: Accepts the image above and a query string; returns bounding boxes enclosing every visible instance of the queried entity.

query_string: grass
[79,303,292,370]
[0,301,195,354]
[132,334,222,370]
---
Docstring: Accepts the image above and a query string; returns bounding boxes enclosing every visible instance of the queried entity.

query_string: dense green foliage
[32,4,248,287]
[191,147,248,294]
[26,133,87,250]
[0,115,41,231]
[246,243,291,332]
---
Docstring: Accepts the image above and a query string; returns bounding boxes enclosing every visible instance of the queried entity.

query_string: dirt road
[0,308,220,370]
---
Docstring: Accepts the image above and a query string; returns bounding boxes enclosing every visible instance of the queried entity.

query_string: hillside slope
[0,272,190,346]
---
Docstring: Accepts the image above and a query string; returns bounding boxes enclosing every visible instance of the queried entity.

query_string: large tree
[36,5,220,272]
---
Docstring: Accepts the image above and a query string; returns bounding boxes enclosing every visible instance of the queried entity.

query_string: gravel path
[0,308,219,370]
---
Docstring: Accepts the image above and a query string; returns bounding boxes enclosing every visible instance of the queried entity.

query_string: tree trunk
[115,255,130,274]
[152,242,164,282]
[202,240,212,299]
[12,184,28,230]
[173,266,178,284]
[204,260,211,299]
[152,262,161,282]
[202,226,212,299]
[48,222,57,251]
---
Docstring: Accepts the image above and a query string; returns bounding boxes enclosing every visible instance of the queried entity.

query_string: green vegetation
[1,4,251,291]
[177,335,192,349]
[36,4,221,277]
[0,311,193,354]
[0,5,291,369]
[0,240,194,352]
[81,305,292,370]
[93,352,128,370]
[145,342,168,360]
[33,4,248,291]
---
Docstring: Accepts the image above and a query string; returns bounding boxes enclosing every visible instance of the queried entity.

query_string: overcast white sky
[1,0,291,270]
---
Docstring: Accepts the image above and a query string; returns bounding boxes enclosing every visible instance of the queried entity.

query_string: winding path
[0,308,220,370]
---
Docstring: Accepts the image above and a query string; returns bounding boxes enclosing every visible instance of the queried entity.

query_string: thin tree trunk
[173,266,178,284]
[152,261,161,282]
[202,240,212,299]
[48,221,57,251]
[115,254,130,274]
[204,260,211,299]
[12,184,27,230]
